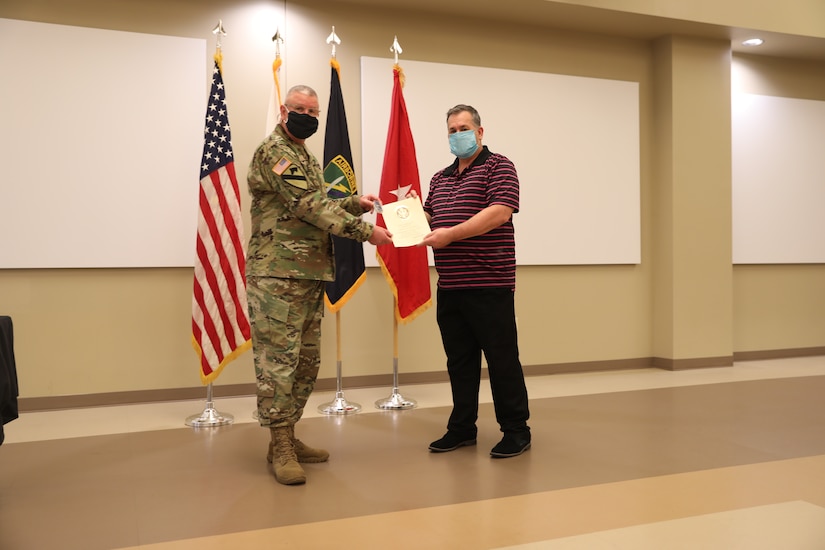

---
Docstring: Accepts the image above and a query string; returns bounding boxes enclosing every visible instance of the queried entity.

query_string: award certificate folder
[379,197,430,247]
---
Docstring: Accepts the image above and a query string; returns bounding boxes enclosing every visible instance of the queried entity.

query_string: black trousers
[436,288,530,437]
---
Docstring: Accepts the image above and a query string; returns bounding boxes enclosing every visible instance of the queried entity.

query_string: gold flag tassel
[272,56,283,108]
[214,48,223,73]
[394,64,405,88]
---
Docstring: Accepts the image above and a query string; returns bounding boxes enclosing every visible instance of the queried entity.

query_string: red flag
[376,66,432,322]
[191,53,251,384]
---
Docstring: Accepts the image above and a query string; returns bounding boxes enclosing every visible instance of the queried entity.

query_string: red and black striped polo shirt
[423,146,519,290]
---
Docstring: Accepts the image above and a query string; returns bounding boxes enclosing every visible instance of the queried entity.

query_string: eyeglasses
[285,103,321,117]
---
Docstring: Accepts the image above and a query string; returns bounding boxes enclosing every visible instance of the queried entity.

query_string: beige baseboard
[18,358,652,412]
[16,349,823,412]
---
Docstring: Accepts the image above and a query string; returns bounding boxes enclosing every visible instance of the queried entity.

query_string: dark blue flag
[324,59,366,312]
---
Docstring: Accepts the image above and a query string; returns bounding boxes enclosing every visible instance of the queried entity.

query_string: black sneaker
[490,433,531,458]
[428,432,477,452]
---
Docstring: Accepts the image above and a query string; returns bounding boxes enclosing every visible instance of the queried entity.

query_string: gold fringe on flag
[376,254,431,324]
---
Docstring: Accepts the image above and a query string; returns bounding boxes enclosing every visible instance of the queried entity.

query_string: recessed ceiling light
[742,38,765,47]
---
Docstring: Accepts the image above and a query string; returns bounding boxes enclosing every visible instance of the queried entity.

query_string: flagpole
[375,299,417,410]
[186,20,239,429]
[317,26,363,415]
[375,37,422,410]
[318,311,362,414]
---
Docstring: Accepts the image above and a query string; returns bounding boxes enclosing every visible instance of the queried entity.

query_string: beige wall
[731,55,825,354]
[1,0,823,404]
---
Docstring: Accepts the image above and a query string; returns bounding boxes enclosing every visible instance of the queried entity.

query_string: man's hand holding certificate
[376,197,430,247]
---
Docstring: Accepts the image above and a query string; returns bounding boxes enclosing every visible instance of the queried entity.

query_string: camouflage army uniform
[246,124,374,428]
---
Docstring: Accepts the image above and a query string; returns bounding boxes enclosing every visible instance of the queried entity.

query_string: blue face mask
[449,129,479,158]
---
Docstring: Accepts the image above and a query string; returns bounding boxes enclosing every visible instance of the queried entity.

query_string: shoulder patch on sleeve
[281,165,308,190]
[272,156,292,175]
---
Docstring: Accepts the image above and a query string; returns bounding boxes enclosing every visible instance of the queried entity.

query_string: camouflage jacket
[246,125,374,281]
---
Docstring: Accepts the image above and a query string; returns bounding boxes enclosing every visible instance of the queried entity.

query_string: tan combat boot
[290,425,330,463]
[267,425,330,464]
[268,426,306,485]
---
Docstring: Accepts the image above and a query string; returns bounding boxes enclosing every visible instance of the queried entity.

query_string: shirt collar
[444,145,491,176]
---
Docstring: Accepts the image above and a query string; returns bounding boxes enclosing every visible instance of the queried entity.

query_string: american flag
[191,54,251,384]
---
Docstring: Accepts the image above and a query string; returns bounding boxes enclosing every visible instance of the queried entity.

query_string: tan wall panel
[734,265,825,352]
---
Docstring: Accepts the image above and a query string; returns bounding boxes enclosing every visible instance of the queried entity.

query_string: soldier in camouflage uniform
[246,85,393,485]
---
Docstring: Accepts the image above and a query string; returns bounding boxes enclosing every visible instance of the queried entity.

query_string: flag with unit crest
[324,58,366,312]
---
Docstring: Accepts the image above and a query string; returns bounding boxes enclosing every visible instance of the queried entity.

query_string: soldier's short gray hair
[286,85,318,100]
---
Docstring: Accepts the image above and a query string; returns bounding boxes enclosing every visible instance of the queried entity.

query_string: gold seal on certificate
[379,197,430,247]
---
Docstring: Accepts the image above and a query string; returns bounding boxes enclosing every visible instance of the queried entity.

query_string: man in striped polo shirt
[421,104,531,458]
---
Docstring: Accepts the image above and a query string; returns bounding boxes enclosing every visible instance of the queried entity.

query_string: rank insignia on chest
[272,156,292,175]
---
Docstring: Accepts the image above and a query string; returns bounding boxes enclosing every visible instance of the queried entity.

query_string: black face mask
[285,111,319,139]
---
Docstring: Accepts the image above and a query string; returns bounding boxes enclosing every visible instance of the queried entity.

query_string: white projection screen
[359,56,641,266]
[0,18,205,268]
[732,93,825,264]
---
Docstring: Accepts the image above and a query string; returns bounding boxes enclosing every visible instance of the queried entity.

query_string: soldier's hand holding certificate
[376,197,431,247]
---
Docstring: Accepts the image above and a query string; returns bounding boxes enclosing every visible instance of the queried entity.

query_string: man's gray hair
[446,104,481,127]
[286,85,318,100]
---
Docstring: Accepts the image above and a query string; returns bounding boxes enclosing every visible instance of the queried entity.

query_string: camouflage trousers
[247,276,324,428]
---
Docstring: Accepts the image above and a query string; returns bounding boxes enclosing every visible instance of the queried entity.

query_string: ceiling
[338,0,825,61]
